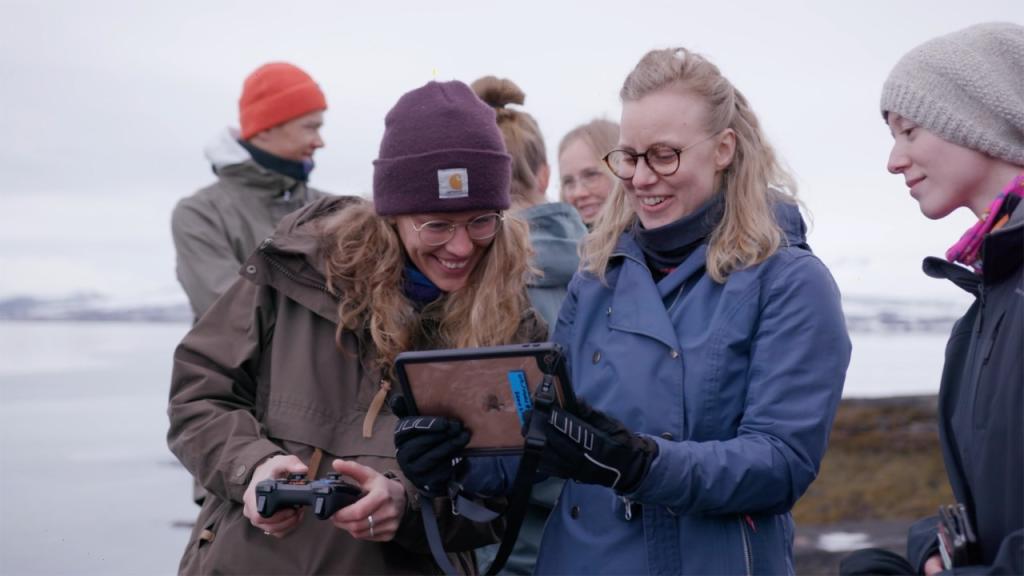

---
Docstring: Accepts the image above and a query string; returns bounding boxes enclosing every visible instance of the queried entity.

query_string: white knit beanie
[880,22,1024,166]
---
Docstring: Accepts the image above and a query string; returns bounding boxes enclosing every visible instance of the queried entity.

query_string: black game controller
[255,473,364,519]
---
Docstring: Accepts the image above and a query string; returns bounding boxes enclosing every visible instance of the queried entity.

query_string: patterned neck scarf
[946,173,1024,273]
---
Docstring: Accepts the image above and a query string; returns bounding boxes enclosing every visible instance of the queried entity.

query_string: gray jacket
[171,127,330,319]
[520,202,587,334]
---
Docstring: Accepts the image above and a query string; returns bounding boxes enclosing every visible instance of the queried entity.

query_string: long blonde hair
[320,199,534,379]
[583,47,798,283]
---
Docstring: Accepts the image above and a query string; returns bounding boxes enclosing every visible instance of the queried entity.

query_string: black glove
[394,415,470,497]
[536,401,657,493]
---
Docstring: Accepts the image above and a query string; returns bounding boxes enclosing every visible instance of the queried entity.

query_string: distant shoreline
[0,293,966,334]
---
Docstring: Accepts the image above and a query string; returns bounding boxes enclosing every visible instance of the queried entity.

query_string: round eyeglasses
[560,167,611,194]
[602,133,719,180]
[410,213,504,247]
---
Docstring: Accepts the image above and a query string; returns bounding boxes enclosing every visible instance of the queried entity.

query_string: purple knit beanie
[373,81,512,216]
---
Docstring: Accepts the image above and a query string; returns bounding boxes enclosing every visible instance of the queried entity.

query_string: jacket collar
[924,201,1023,294]
[603,199,809,347]
[982,200,1023,284]
[204,127,302,195]
[244,196,362,322]
[608,233,707,349]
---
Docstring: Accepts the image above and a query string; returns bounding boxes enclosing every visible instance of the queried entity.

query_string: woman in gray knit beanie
[842,21,1024,576]
[881,21,1023,222]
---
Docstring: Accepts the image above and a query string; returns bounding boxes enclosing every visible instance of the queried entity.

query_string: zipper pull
[621,496,634,521]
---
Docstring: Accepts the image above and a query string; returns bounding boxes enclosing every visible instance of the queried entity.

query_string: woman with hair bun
[472,75,587,333]
[467,76,585,575]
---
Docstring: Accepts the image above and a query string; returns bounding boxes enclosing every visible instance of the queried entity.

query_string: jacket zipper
[621,496,635,521]
[976,283,986,334]
[259,240,332,295]
[738,517,753,576]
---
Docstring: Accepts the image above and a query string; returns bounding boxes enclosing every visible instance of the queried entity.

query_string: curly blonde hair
[320,199,534,379]
[583,47,799,283]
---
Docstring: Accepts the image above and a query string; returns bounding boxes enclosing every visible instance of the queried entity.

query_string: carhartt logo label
[437,168,468,199]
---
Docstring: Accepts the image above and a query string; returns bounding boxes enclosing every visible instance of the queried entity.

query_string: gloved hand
[393,413,470,497]
[535,401,657,493]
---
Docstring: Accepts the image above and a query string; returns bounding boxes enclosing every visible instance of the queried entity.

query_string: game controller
[255,473,364,519]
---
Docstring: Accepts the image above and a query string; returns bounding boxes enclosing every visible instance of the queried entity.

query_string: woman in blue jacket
[397,48,851,575]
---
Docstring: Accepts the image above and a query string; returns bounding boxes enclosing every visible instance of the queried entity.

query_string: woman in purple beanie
[166,79,546,575]
[396,47,851,575]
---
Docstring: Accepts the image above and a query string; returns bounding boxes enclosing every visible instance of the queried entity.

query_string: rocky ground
[791,395,950,574]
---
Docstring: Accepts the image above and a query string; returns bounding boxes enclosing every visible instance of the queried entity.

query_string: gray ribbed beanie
[880,22,1024,166]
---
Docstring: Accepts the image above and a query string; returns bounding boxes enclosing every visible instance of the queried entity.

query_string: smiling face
[249,110,325,162]
[394,210,497,293]
[618,86,735,229]
[886,113,1008,219]
[559,137,615,225]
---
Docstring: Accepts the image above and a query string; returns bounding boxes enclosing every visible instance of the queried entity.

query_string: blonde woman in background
[558,118,619,227]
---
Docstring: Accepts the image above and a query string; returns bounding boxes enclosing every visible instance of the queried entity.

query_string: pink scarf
[946,173,1024,273]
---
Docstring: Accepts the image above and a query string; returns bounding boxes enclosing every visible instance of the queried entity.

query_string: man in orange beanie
[172,62,331,321]
[171,62,331,504]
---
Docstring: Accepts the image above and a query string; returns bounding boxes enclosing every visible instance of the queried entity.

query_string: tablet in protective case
[394,342,575,454]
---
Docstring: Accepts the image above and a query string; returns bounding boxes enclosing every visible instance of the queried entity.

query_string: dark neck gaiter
[239,139,313,182]
[633,192,725,281]
[402,261,443,308]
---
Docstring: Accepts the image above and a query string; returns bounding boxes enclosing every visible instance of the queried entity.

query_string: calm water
[0,321,949,574]
[0,322,194,576]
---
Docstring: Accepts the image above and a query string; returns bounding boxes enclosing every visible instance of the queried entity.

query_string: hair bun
[470,76,525,109]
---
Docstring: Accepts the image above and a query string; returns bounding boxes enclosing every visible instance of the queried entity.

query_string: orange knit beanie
[238,62,327,140]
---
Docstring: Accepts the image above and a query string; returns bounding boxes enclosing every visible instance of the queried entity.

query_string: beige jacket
[171,128,330,319]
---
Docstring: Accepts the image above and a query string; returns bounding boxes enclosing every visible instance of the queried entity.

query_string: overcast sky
[0,0,1018,303]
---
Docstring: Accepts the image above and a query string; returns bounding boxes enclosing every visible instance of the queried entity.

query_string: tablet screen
[395,344,573,454]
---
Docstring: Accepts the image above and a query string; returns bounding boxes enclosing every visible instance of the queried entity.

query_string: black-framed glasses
[410,213,504,246]
[602,133,718,180]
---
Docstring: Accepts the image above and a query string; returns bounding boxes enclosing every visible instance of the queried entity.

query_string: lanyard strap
[420,375,557,575]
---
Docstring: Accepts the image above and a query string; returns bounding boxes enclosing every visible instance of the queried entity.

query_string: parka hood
[204,127,252,170]
[520,202,587,288]
[774,199,809,250]
[243,196,363,322]
[203,127,302,190]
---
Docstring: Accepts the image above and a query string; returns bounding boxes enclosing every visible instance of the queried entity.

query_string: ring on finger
[367,514,375,538]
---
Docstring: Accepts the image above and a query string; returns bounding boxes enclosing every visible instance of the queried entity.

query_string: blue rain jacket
[531,204,851,575]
